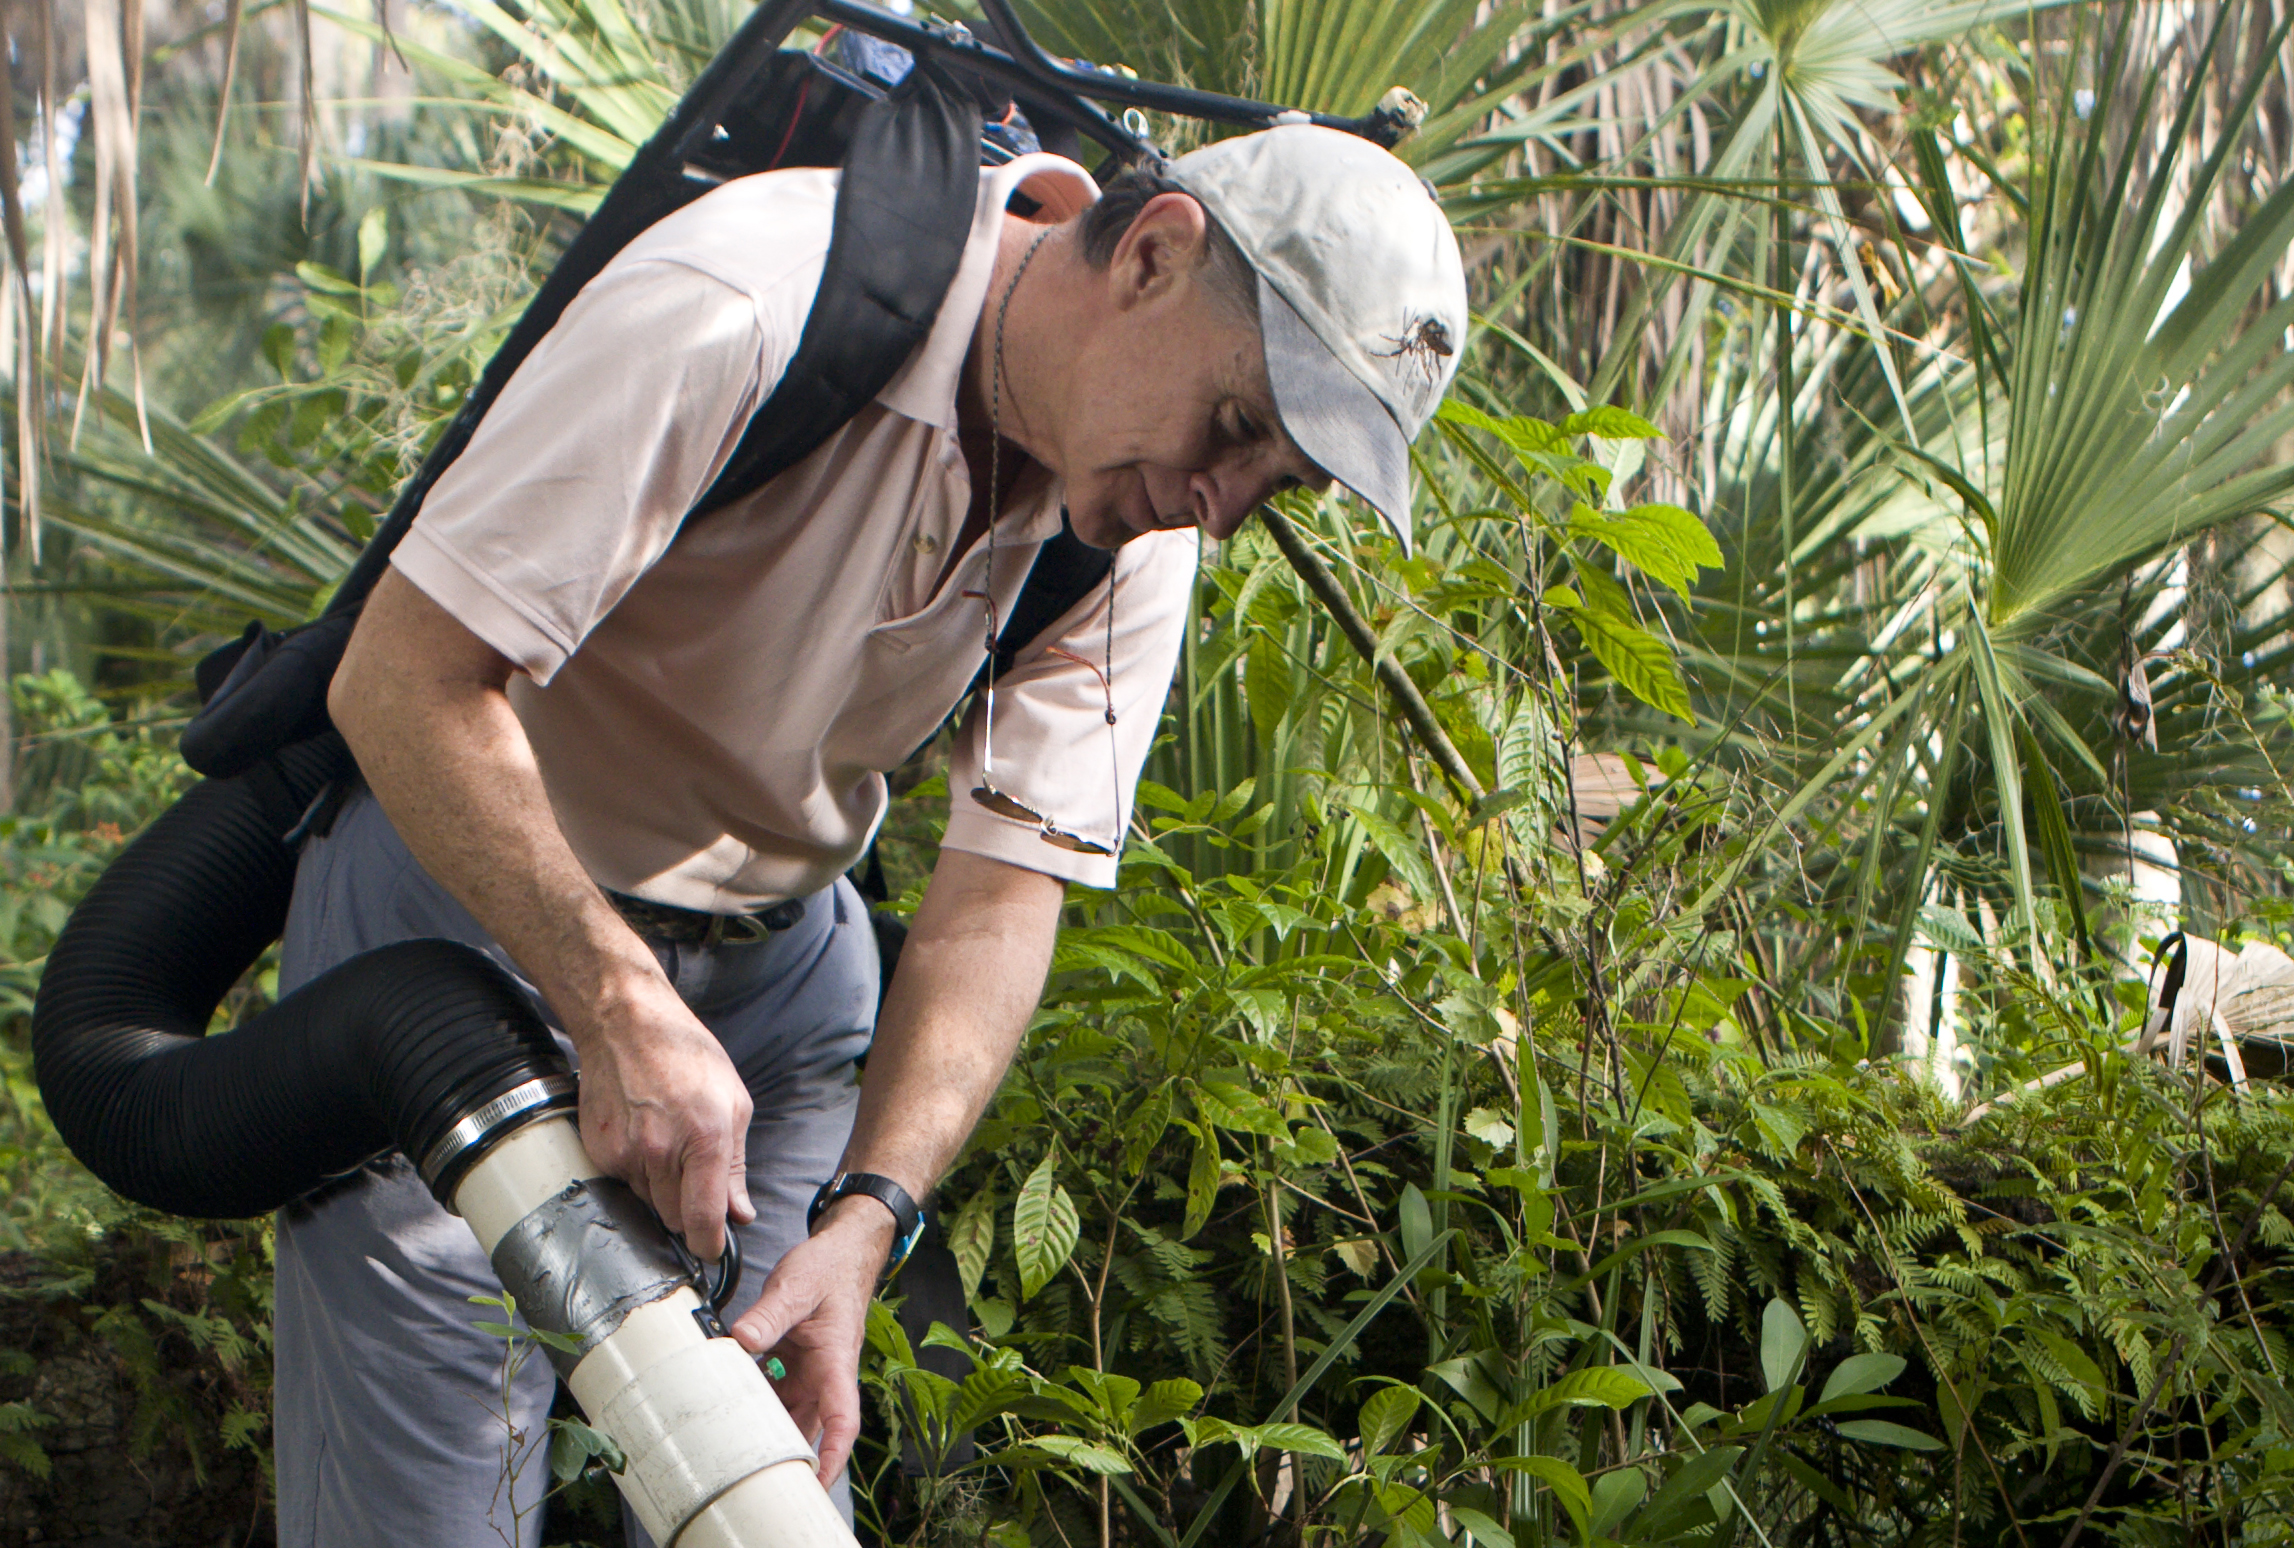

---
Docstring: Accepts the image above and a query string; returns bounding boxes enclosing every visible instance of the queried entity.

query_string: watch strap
[809,1172,928,1277]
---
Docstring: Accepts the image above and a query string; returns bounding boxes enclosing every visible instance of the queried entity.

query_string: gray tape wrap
[490,1177,688,1377]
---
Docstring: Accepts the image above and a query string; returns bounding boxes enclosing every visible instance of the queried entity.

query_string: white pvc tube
[452,1115,857,1548]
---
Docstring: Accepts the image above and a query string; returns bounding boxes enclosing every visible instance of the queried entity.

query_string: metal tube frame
[806,0,1407,162]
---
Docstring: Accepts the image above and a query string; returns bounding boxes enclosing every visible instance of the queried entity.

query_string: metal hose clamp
[418,1073,580,1203]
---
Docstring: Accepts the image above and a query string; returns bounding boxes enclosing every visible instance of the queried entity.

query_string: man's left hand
[729,1198,896,1485]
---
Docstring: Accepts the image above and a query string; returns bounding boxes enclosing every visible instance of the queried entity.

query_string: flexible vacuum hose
[30,740,570,1215]
[31,751,854,1546]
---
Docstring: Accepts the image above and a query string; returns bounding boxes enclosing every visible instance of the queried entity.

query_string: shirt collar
[873,153,1099,433]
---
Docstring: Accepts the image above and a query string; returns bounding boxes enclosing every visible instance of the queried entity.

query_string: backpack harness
[184,45,1111,783]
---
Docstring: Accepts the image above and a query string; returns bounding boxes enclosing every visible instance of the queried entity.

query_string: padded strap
[979,517,1115,690]
[691,60,981,516]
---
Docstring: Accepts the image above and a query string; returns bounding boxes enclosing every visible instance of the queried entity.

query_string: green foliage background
[4,0,2294,1544]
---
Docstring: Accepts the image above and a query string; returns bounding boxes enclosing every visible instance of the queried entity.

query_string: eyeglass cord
[982,226,1123,854]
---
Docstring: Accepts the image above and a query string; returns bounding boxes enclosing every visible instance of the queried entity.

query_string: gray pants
[271,788,877,1548]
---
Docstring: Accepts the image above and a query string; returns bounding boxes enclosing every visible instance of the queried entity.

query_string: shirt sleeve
[943,527,1201,888]
[390,257,781,684]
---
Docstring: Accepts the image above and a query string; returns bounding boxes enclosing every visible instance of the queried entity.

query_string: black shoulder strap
[982,516,1114,687]
[691,61,981,514]
[183,57,980,779]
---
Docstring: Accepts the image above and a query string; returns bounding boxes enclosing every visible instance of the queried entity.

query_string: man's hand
[728,850,1064,1483]
[332,571,756,1258]
[575,976,755,1262]
[730,1198,896,1485]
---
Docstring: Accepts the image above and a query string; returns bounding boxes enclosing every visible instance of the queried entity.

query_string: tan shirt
[393,154,1199,910]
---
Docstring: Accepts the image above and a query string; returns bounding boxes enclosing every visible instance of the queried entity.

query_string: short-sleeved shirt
[392,153,1199,911]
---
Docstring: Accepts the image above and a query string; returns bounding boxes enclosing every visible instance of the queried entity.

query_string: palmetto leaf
[1990,5,2294,631]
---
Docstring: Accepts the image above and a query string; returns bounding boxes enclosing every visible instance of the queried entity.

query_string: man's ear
[1108,192,1210,312]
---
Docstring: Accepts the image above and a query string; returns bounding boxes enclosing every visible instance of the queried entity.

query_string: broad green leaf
[1463,1106,1516,1148]
[547,1418,624,1483]
[1634,1445,1743,1539]
[1399,1183,1434,1267]
[1566,604,1694,723]
[948,1191,996,1304]
[1132,1378,1203,1433]
[1029,1435,1133,1473]
[1491,1455,1592,1537]
[1013,1156,1079,1301]
[1357,1384,1421,1455]
[1241,1422,1345,1461]
[1567,502,1722,599]
[1761,1299,1808,1395]
[1182,1128,1221,1241]
[948,1369,1031,1434]
[1510,1366,1652,1420]
[1819,1352,1907,1405]
[357,206,389,284]
[1590,1467,1647,1538]
[1245,631,1293,744]
[1834,1419,1944,1450]
[1562,405,1659,440]
[1450,1505,1514,1548]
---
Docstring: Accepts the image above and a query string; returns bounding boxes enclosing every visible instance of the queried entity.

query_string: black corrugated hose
[30,737,570,1219]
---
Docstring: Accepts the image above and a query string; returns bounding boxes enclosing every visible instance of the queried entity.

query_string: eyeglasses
[973,629,1121,857]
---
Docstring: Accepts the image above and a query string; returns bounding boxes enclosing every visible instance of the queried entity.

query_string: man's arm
[330,568,758,1258]
[731,846,1064,1483]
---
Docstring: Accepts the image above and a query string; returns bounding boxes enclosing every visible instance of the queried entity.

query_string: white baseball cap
[1168,125,1468,554]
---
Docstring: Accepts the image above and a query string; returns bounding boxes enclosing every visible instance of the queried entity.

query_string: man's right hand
[331,572,756,1262]
[573,976,757,1262]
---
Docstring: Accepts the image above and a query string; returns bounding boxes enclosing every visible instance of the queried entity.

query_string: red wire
[765,73,813,171]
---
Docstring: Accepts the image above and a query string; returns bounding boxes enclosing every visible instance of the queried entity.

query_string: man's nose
[1191,462,1270,541]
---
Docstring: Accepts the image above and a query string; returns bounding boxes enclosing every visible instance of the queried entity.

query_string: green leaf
[1761,1299,1807,1395]
[1509,1365,1652,1420]
[1241,1422,1345,1461]
[1492,1455,1591,1538]
[1635,1445,1742,1538]
[1567,502,1722,599]
[547,1418,625,1483]
[357,205,389,284]
[1398,1183,1434,1267]
[1590,1467,1647,1538]
[1566,604,1694,723]
[948,1368,1030,1434]
[1131,1378,1203,1433]
[1462,1106,1515,1148]
[1357,1384,1422,1455]
[2030,1329,2110,1409]
[1834,1420,1944,1450]
[1562,405,1659,440]
[1819,1353,1907,1405]
[1182,1127,1221,1241]
[1030,1435,1134,1473]
[1245,631,1293,744]
[949,1190,996,1303]
[1450,1505,1514,1548]
[1013,1155,1080,1301]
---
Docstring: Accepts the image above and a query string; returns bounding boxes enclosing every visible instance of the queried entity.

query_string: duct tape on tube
[489,1175,690,1379]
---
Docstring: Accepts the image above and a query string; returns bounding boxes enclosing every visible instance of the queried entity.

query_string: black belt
[605,890,805,947]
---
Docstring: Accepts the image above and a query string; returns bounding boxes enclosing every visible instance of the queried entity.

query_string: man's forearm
[331,571,760,1252]
[836,848,1065,1208]
[330,571,659,1034]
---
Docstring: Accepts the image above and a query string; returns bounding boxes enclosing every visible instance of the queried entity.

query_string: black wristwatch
[808,1172,928,1279]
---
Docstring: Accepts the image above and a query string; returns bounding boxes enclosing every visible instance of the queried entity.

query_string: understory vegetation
[1,0,2294,1544]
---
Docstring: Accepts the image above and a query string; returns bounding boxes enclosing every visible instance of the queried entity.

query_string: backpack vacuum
[30,2,1418,1542]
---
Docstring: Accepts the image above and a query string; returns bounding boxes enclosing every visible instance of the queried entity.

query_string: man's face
[1045,202,1330,550]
